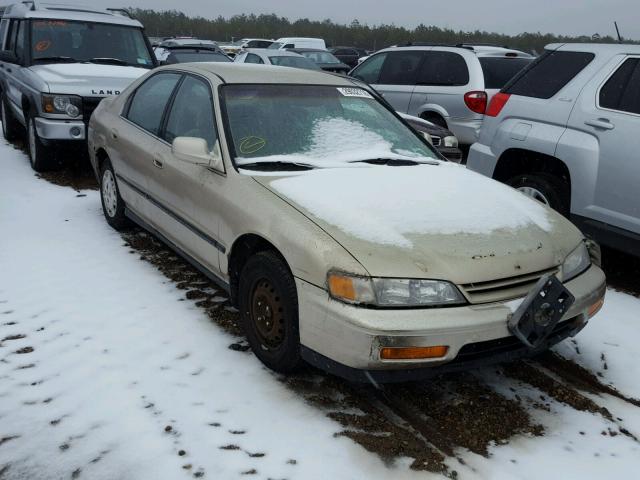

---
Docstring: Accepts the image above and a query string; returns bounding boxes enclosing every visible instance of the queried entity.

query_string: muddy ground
[31,162,640,477]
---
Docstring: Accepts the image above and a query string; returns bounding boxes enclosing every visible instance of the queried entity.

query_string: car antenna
[614,21,623,42]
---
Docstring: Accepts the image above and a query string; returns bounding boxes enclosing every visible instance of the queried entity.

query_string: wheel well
[21,95,31,119]
[420,111,447,128]
[493,148,571,195]
[95,148,109,181]
[228,234,288,306]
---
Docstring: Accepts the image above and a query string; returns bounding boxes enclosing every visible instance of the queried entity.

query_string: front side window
[245,53,264,64]
[126,73,181,135]
[600,58,640,115]
[164,76,217,149]
[0,19,9,50]
[222,84,437,169]
[30,20,154,68]
[417,51,469,86]
[379,51,423,85]
[15,20,25,60]
[351,53,387,84]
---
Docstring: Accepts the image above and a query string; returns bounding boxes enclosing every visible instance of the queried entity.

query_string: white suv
[350,44,533,144]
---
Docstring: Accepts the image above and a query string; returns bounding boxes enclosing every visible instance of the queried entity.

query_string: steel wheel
[250,279,286,350]
[517,186,551,206]
[101,169,118,218]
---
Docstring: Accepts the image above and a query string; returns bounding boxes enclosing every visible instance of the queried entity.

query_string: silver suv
[0,2,156,171]
[467,43,640,257]
[349,44,533,144]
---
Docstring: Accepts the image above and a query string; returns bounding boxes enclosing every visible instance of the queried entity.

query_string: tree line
[131,8,631,54]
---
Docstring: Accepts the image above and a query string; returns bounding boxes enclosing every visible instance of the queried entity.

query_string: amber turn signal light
[327,274,356,302]
[380,345,449,360]
[588,298,604,318]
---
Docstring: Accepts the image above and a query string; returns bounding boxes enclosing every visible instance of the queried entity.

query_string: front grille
[460,266,559,304]
[82,97,105,124]
[431,136,442,147]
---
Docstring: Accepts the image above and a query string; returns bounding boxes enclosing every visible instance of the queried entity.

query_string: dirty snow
[1,137,640,480]
[268,163,554,248]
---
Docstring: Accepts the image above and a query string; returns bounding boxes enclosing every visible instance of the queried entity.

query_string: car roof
[0,2,142,27]
[288,48,330,53]
[165,62,357,86]
[547,42,640,54]
[378,45,532,58]
[245,48,304,57]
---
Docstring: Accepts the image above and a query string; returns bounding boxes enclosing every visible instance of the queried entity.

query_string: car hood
[253,163,583,284]
[30,63,150,96]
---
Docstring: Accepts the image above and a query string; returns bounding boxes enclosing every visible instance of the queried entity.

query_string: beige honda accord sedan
[88,63,606,382]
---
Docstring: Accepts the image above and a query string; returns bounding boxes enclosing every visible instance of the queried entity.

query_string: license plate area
[508,274,575,349]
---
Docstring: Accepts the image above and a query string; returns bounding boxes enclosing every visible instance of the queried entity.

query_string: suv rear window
[504,50,595,99]
[600,58,640,115]
[479,57,533,89]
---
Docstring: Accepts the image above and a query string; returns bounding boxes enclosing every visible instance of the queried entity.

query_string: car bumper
[466,141,498,177]
[35,117,86,141]
[447,117,482,145]
[297,264,606,380]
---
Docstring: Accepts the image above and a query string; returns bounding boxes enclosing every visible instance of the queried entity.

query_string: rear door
[569,55,640,234]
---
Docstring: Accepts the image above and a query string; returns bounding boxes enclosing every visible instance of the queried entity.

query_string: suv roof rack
[21,0,36,10]
[105,7,132,18]
[399,42,475,50]
[455,43,511,49]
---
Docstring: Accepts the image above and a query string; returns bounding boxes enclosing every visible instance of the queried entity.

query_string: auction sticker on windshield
[337,87,374,99]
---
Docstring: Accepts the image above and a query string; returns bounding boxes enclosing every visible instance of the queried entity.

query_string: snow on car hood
[255,163,583,283]
[30,63,149,96]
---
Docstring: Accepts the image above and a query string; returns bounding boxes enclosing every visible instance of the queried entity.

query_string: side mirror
[0,51,18,64]
[172,137,223,171]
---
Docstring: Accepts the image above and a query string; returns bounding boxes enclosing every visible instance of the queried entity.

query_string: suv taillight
[486,93,511,117]
[464,91,488,114]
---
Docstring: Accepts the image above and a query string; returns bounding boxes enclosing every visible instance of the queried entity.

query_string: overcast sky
[121,0,640,40]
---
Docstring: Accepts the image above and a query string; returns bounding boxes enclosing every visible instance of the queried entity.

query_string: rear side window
[504,50,595,99]
[479,57,533,89]
[245,53,264,64]
[600,58,640,115]
[126,73,182,136]
[417,51,469,86]
[351,52,387,84]
[379,51,423,85]
[0,19,8,49]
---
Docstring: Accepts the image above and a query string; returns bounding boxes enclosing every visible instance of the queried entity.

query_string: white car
[234,49,320,71]
[268,37,326,50]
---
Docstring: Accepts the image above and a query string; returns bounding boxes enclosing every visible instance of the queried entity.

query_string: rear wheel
[507,173,569,216]
[238,251,303,373]
[1,93,22,142]
[421,112,448,129]
[26,115,56,172]
[100,158,131,231]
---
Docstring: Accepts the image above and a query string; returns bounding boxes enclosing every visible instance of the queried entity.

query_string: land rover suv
[467,43,640,257]
[0,2,156,171]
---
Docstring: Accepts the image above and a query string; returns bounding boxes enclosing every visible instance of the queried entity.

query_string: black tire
[1,92,22,142]
[238,251,303,373]
[421,112,448,129]
[26,114,56,172]
[99,158,131,231]
[506,173,570,216]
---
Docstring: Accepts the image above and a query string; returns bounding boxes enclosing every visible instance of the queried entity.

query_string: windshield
[268,42,283,49]
[222,84,438,169]
[169,52,231,63]
[479,57,533,89]
[268,56,320,70]
[300,51,340,64]
[31,20,154,68]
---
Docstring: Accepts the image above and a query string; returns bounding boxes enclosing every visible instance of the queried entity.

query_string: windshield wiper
[349,158,439,166]
[85,57,130,66]
[238,161,316,171]
[32,56,79,64]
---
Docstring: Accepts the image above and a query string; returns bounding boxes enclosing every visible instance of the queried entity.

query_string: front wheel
[507,173,569,216]
[27,116,56,172]
[1,93,22,142]
[100,158,131,231]
[238,251,303,373]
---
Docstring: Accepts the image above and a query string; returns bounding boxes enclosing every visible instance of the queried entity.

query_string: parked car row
[0,2,610,383]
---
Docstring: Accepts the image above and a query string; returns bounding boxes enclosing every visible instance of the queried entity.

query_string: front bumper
[34,117,86,141]
[466,141,498,177]
[297,264,606,380]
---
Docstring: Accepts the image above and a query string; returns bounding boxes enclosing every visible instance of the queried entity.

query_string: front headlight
[42,94,82,118]
[443,135,458,148]
[327,272,465,307]
[562,242,591,282]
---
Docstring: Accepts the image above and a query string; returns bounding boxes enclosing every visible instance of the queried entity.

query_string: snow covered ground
[1,137,639,480]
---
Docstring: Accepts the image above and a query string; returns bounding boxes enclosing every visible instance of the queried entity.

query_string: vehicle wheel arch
[95,148,110,183]
[494,148,572,209]
[419,108,448,128]
[228,233,292,307]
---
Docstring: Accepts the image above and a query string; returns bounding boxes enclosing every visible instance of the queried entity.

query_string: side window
[600,58,640,115]
[164,75,217,150]
[417,51,469,86]
[126,73,182,136]
[379,51,423,85]
[245,53,264,64]
[283,43,294,48]
[351,52,387,84]
[0,19,8,50]
[504,50,595,99]
[5,20,18,53]
[14,20,25,60]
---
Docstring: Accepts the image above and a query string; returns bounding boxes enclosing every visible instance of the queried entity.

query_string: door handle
[585,118,614,130]
[153,158,163,169]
